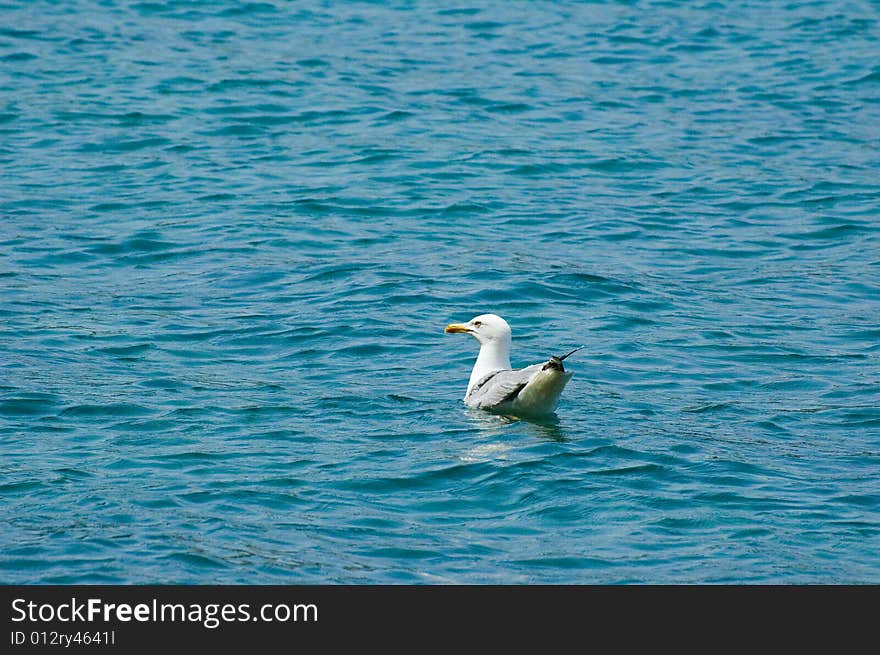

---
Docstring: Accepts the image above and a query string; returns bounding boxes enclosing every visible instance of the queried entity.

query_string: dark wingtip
[542,356,565,372]
[543,346,585,372]
[556,345,585,361]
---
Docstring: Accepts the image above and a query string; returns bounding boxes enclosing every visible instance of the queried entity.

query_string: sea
[1,0,878,584]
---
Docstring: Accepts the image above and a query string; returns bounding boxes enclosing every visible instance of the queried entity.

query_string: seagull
[444,313,581,417]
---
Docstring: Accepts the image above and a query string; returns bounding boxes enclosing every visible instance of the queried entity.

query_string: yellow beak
[444,323,470,334]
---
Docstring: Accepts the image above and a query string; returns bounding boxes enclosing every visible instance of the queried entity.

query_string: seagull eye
[473,321,482,328]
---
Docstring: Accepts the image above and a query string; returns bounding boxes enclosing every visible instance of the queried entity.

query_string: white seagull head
[444,313,512,348]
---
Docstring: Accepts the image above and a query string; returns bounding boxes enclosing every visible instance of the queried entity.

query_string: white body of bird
[444,313,577,417]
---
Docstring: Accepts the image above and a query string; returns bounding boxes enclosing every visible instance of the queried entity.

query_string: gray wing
[466,364,543,409]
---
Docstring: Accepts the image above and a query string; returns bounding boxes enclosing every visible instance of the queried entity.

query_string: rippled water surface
[2,0,879,583]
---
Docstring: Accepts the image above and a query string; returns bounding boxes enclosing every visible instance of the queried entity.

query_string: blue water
[2,0,879,584]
